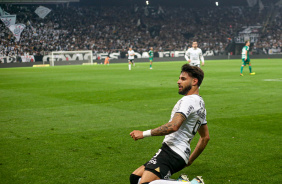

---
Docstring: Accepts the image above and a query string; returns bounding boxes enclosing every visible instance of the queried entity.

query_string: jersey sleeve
[201,109,207,125]
[199,49,204,63]
[176,97,195,118]
[184,49,190,61]
[199,49,203,57]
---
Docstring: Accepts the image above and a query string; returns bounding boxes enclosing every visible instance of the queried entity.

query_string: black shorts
[143,143,186,179]
[128,59,134,62]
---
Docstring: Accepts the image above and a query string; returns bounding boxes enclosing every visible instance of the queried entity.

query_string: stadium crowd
[253,9,282,54]
[0,4,281,57]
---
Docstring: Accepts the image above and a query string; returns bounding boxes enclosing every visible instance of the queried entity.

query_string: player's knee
[130,174,141,184]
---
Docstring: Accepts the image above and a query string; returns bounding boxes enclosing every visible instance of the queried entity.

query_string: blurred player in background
[240,41,255,76]
[148,47,154,69]
[104,56,110,65]
[127,47,135,70]
[185,42,205,67]
[129,64,209,184]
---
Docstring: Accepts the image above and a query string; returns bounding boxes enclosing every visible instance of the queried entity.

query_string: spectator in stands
[0,4,280,57]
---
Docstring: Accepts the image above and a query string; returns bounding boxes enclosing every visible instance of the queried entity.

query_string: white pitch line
[263,78,282,81]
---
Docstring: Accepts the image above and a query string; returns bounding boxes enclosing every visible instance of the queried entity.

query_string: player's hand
[244,58,246,61]
[130,130,144,141]
[188,59,191,63]
[202,63,204,66]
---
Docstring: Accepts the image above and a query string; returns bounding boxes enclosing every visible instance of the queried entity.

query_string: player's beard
[178,83,192,95]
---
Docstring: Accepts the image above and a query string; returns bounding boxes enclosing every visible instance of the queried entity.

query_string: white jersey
[128,50,135,60]
[163,94,207,164]
[185,48,204,66]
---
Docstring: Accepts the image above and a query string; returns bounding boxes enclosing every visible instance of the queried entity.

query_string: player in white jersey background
[129,64,210,184]
[185,42,205,67]
[127,47,135,70]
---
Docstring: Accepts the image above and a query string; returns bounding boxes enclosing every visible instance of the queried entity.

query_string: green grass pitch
[0,59,281,184]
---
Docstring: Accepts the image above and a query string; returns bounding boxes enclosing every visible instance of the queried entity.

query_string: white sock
[129,64,131,70]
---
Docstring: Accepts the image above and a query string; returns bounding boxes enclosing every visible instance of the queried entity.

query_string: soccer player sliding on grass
[130,64,210,184]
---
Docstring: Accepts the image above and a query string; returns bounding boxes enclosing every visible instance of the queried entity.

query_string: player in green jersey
[240,41,255,76]
[148,47,154,69]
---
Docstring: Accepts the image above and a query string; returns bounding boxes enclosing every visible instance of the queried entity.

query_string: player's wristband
[143,130,151,138]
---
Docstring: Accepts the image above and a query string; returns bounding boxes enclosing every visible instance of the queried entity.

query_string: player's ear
[192,78,198,86]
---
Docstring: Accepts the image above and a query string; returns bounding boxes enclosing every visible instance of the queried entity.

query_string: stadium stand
[0,3,281,58]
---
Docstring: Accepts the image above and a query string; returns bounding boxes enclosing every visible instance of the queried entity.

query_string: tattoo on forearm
[151,113,186,136]
[151,122,174,136]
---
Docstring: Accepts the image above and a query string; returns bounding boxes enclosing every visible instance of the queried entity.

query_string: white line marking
[263,78,282,81]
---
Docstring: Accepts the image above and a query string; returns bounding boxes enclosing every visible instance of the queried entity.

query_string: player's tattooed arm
[151,113,186,136]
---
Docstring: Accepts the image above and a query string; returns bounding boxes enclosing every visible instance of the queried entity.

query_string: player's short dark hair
[245,40,250,45]
[181,64,204,87]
